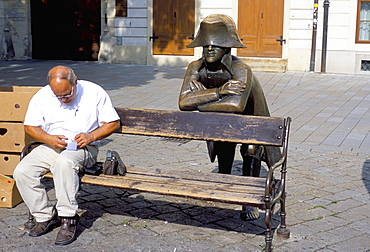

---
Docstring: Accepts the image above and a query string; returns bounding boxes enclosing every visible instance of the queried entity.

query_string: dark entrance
[30,0,101,61]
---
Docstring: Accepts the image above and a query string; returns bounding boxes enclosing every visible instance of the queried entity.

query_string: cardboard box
[0,152,21,176]
[0,86,41,122]
[0,174,23,208]
[0,122,34,152]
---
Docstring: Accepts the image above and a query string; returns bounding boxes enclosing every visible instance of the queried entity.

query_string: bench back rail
[115,108,286,146]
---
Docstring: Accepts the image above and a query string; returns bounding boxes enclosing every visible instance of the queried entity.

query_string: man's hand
[218,80,246,97]
[48,135,68,149]
[74,120,120,149]
[24,125,69,149]
[74,133,95,148]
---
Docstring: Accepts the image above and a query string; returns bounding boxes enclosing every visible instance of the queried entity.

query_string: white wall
[315,0,354,73]
[0,0,30,60]
[110,0,148,64]
[281,0,370,74]
[307,0,370,74]
[199,0,233,18]
[286,0,314,71]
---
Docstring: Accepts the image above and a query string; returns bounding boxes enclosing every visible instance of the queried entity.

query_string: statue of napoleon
[178,14,280,221]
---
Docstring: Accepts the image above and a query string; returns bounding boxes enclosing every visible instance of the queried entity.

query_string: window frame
[356,0,370,43]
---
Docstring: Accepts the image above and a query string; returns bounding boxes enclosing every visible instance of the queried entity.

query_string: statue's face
[203,45,228,63]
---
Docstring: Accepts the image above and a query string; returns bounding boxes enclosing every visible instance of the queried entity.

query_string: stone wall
[0,0,30,60]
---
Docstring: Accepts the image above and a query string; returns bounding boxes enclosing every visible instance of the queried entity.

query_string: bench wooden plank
[121,173,265,195]
[79,174,265,206]
[115,108,285,146]
[126,165,266,186]
[44,169,266,206]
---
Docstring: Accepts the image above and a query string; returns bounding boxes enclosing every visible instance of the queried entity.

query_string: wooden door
[152,0,194,55]
[237,0,284,58]
[30,0,100,61]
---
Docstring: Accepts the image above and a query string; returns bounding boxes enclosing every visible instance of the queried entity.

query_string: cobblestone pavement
[0,60,369,251]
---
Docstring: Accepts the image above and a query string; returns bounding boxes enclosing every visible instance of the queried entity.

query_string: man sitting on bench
[178,14,280,221]
[13,66,120,245]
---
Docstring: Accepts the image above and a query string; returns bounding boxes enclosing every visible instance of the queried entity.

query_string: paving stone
[328,232,370,252]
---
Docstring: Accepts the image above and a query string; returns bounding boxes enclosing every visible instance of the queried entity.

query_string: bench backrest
[115,108,290,147]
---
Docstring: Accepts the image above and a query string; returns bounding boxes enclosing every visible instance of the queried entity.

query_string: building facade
[1,0,370,74]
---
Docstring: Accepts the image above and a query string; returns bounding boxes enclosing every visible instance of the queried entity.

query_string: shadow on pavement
[60,182,282,242]
[0,60,186,92]
[363,158,370,195]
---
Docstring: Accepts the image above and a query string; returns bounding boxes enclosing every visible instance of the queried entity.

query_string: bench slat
[123,173,265,195]
[126,165,265,186]
[116,108,285,146]
[80,174,265,206]
[44,170,265,206]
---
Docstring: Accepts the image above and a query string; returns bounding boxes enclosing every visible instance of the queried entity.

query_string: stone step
[240,57,287,73]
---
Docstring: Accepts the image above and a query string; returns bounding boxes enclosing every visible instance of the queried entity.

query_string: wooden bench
[22,108,291,251]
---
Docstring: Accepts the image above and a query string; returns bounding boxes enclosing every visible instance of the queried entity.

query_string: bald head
[48,66,77,104]
[47,66,77,85]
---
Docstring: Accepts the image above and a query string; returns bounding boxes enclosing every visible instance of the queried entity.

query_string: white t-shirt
[24,80,120,142]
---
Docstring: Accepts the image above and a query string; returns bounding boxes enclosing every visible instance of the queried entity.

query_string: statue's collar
[221,52,233,74]
[202,52,233,74]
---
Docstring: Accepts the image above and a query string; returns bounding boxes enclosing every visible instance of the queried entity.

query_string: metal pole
[309,0,319,72]
[321,0,330,73]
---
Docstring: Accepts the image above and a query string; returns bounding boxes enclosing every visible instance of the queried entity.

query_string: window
[357,0,370,43]
[361,60,370,70]
[116,0,127,17]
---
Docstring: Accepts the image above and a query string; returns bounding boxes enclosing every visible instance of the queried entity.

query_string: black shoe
[240,206,260,221]
[29,214,60,237]
[55,215,79,246]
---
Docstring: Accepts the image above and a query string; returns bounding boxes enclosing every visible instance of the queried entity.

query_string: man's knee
[13,160,30,183]
[51,155,80,175]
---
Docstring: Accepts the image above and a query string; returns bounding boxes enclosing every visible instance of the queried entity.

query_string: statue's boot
[242,156,261,177]
[216,142,236,174]
[240,156,262,220]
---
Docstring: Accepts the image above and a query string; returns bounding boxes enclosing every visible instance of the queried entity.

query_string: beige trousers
[13,144,98,222]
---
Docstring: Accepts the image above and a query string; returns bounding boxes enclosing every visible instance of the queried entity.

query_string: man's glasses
[53,86,75,99]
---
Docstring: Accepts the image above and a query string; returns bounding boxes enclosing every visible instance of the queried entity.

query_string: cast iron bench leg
[277,192,290,238]
[264,206,273,252]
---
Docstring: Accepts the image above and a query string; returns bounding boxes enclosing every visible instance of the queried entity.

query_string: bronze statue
[178,14,280,220]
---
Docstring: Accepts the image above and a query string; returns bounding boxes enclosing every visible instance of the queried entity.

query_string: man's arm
[24,125,68,149]
[74,120,120,148]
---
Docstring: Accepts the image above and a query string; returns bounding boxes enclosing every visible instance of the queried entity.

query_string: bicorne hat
[186,14,246,48]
